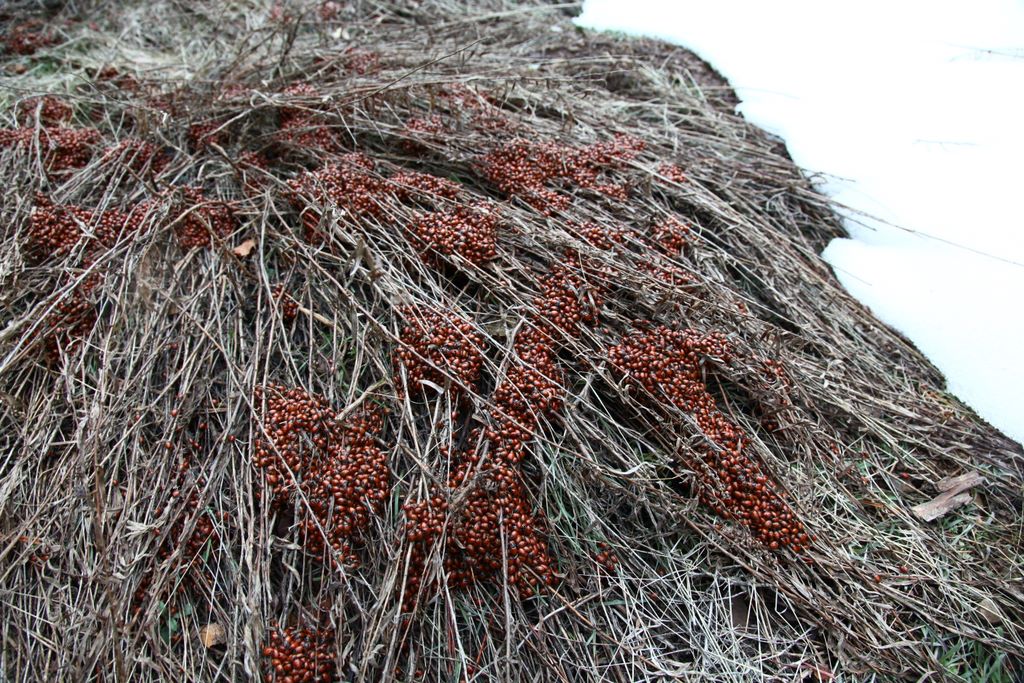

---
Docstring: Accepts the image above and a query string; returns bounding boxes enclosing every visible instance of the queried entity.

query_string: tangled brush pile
[1,1,1021,682]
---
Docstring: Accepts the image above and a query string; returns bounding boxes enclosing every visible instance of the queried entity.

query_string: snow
[576,0,1024,443]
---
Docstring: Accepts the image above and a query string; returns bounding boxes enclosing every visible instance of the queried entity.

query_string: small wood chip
[935,470,985,493]
[199,623,226,648]
[232,238,256,257]
[978,597,1003,625]
[911,470,984,522]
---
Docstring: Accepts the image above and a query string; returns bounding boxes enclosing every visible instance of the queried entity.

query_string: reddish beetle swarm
[173,187,237,249]
[657,163,688,185]
[253,383,389,567]
[399,252,612,606]
[287,153,385,243]
[28,193,150,258]
[17,96,73,126]
[394,308,484,398]
[100,137,170,176]
[649,217,691,254]
[408,204,499,267]
[479,134,644,213]
[4,20,54,55]
[276,83,336,151]
[159,454,223,567]
[272,284,300,321]
[609,326,809,552]
[262,625,336,683]
[1,126,101,175]
[389,170,461,204]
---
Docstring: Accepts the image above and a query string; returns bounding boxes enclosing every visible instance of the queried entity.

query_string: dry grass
[1,1,1022,681]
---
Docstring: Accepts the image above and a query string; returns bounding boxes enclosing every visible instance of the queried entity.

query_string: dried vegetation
[1,1,1021,681]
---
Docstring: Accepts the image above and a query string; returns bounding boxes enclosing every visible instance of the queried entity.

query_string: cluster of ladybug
[26,194,89,258]
[287,153,385,243]
[649,217,691,255]
[93,65,138,91]
[393,308,484,399]
[318,0,344,21]
[657,163,688,185]
[238,150,273,196]
[341,48,381,75]
[27,194,156,361]
[408,204,498,268]
[99,137,169,176]
[567,221,627,252]
[131,431,227,621]
[635,259,694,288]
[487,362,564,459]
[630,216,696,286]
[187,125,217,151]
[1,97,176,182]
[16,96,73,126]
[451,462,557,594]
[156,453,223,570]
[276,83,336,152]
[389,170,499,269]
[400,115,447,152]
[3,19,53,55]
[478,134,644,213]
[481,262,605,468]
[27,193,151,259]
[173,186,237,249]
[40,127,99,174]
[13,534,51,569]
[252,383,389,567]
[527,264,603,342]
[399,255,610,607]
[392,309,488,605]
[261,624,336,683]
[468,105,513,134]
[29,185,231,258]
[594,541,619,572]
[90,201,152,247]
[401,457,559,608]
[437,83,513,133]
[607,325,809,552]
[188,119,227,152]
[454,261,608,586]
[569,215,695,288]
[272,284,300,321]
[759,358,790,389]
[0,125,101,175]
[27,193,149,260]
[393,306,547,603]
[477,140,573,213]
[41,284,97,362]
[389,170,460,204]
[563,215,695,290]
[751,358,795,433]
[400,421,560,602]
[289,155,484,265]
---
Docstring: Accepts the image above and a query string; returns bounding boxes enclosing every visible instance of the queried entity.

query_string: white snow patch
[577,0,1024,443]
